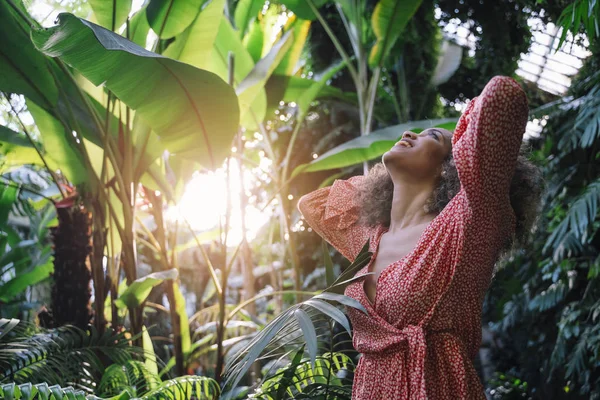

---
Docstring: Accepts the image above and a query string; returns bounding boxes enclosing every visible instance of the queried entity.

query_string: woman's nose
[402,131,416,139]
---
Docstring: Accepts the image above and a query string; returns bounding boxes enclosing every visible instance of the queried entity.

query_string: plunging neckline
[361,214,441,309]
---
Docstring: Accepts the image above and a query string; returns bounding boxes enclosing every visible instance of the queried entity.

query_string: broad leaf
[129,7,151,48]
[265,74,353,115]
[32,14,240,168]
[89,0,132,31]
[173,282,191,354]
[295,61,347,118]
[0,1,57,110]
[27,100,88,185]
[0,131,43,181]
[369,0,423,68]
[0,261,53,302]
[163,0,225,68]
[115,269,178,309]
[292,119,457,176]
[0,125,32,148]
[279,0,329,20]
[147,0,206,39]
[142,326,159,380]
[243,19,265,62]
[234,0,264,36]
[274,18,311,76]
[208,16,267,127]
[0,185,18,227]
[236,29,295,114]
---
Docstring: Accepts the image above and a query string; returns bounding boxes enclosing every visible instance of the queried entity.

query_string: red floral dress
[298,76,529,399]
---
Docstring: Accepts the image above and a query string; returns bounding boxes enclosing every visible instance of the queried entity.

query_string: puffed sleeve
[452,76,529,212]
[297,175,373,262]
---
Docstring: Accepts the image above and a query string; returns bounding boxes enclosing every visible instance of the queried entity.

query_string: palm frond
[528,281,568,313]
[98,360,160,398]
[221,241,372,398]
[0,382,92,400]
[544,179,600,260]
[0,319,142,392]
[138,376,220,400]
[249,351,354,400]
[557,83,600,153]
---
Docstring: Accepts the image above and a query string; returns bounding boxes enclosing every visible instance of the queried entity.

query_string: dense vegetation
[0,0,599,398]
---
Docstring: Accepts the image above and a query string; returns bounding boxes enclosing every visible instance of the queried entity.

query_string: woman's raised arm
[297,175,373,262]
[452,76,529,211]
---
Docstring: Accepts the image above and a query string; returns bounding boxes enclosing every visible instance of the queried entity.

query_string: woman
[298,76,542,399]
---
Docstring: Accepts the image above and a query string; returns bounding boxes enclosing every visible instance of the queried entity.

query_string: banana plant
[0,0,239,376]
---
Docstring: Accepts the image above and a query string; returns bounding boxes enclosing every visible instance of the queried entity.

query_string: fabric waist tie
[356,324,454,400]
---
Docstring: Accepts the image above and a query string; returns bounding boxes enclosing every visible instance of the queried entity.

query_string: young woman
[298,76,542,399]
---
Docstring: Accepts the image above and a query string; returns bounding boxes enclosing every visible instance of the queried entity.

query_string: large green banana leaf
[274,19,311,76]
[206,16,267,128]
[129,6,151,48]
[88,0,132,31]
[147,0,207,39]
[235,28,294,113]
[163,0,225,70]
[0,1,57,110]
[292,119,457,177]
[234,0,264,36]
[265,74,355,115]
[26,100,88,185]
[31,13,240,169]
[369,0,423,67]
[279,0,329,20]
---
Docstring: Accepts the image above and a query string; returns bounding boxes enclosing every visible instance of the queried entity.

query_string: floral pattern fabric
[298,76,529,399]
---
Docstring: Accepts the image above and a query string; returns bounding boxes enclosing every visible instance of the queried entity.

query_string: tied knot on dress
[356,323,454,400]
[357,324,428,399]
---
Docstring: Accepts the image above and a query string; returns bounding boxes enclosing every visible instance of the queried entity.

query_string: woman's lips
[395,139,413,148]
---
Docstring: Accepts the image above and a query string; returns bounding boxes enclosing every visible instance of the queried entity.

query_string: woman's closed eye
[428,131,441,141]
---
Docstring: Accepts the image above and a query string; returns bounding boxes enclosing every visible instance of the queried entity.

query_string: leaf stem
[2,93,67,199]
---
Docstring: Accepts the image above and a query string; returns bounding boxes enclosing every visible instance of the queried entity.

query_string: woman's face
[382,127,453,182]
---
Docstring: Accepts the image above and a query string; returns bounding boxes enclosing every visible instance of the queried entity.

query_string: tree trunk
[47,198,93,329]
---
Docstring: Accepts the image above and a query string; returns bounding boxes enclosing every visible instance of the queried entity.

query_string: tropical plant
[483,42,600,397]
[0,318,140,389]
[249,347,354,399]
[0,169,55,318]
[0,319,220,399]
[221,241,371,396]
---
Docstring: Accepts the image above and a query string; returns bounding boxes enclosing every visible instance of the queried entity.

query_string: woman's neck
[388,180,437,233]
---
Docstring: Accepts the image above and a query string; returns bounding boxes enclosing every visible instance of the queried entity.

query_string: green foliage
[115,269,178,309]
[222,242,372,396]
[0,382,92,400]
[554,0,600,48]
[486,372,531,400]
[484,47,600,398]
[147,0,207,39]
[278,0,328,20]
[0,1,58,110]
[0,319,141,390]
[368,0,424,68]
[31,12,240,167]
[0,175,55,312]
[88,0,131,31]
[249,349,354,399]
